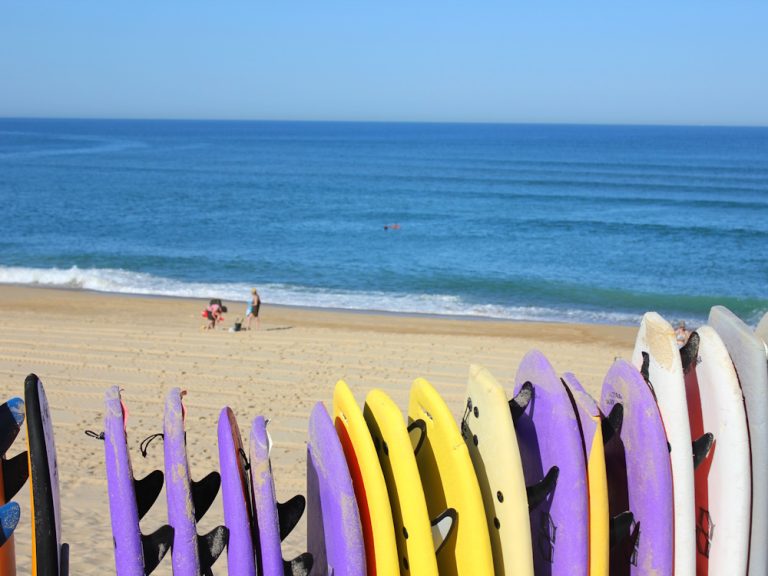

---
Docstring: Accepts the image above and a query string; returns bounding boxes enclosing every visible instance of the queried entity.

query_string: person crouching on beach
[245,288,261,330]
[203,300,225,330]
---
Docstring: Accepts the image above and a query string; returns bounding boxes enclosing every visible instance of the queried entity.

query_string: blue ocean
[1,118,766,325]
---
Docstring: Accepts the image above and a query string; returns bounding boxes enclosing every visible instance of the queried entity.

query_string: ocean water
[1,118,767,326]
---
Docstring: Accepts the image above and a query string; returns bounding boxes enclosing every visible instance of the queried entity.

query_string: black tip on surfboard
[601,403,624,444]
[283,552,313,576]
[431,507,457,555]
[509,381,534,423]
[142,525,173,575]
[197,525,229,574]
[527,466,559,510]
[278,494,306,541]
[692,432,715,470]
[680,331,700,374]
[407,419,427,457]
[2,451,29,501]
[134,469,164,521]
[191,471,221,522]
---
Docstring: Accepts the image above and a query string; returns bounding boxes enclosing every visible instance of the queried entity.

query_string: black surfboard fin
[60,542,70,576]
[278,494,306,541]
[0,398,24,456]
[609,510,634,548]
[509,381,534,423]
[283,552,313,576]
[407,419,427,457]
[692,433,714,470]
[141,524,173,575]
[431,507,457,555]
[198,525,229,575]
[134,470,164,520]
[640,352,651,384]
[527,466,559,510]
[601,403,624,444]
[680,331,700,374]
[2,451,29,501]
[192,471,221,522]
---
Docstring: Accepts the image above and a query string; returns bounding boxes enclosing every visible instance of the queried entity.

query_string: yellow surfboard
[462,365,534,576]
[562,373,609,576]
[408,378,494,576]
[333,381,399,576]
[363,389,438,576]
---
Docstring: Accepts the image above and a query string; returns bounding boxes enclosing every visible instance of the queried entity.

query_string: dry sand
[0,285,636,574]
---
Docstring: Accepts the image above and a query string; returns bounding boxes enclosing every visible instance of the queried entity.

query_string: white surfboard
[682,326,750,574]
[632,312,696,576]
[709,306,767,575]
[756,311,768,347]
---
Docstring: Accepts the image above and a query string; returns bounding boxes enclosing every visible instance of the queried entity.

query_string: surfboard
[632,312,696,576]
[249,415,312,576]
[0,397,27,576]
[562,373,609,576]
[408,377,493,576]
[513,350,587,576]
[217,407,256,576]
[709,305,768,575]
[363,389,438,576]
[25,373,69,576]
[682,327,751,575]
[333,380,398,576]
[307,402,365,576]
[755,310,768,345]
[104,386,172,576]
[460,365,533,576]
[163,388,228,576]
[600,359,674,576]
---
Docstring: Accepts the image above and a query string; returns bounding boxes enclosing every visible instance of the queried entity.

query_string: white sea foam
[0,265,642,325]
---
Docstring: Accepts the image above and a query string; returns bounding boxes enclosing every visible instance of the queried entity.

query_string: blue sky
[1,2,766,125]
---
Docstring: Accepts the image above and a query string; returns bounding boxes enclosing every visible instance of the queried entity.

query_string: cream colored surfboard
[632,312,696,576]
[333,381,399,576]
[409,378,494,576]
[462,365,533,576]
[709,305,768,575]
[363,389,438,576]
[683,326,751,575]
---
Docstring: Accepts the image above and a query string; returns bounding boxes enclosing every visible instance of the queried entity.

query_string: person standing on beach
[245,288,261,330]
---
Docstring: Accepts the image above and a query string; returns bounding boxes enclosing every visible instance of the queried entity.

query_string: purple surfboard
[307,402,365,576]
[163,388,227,575]
[513,351,588,576]
[104,387,172,576]
[601,360,674,575]
[217,407,256,576]
[250,416,312,576]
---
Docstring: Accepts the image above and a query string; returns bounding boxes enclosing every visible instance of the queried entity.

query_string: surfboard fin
[283,552,313,576]
[2,450,29,501]
[0,501,20,546]
[609,510,634,548]
[60,542,70,576]
[680,332,700,374]
[601,403,624,444]
[640,352,651,384]
[509,381,534,422]
[0,398,24,456]
[141,524,174,575]
[408,419,427,456]
[278,494,306,541]
[191,471,221,522]
[692,433,715,470]
[527,466,559,510]
[197,525,229,575]
[431,507,457,555]
[134,469,164,520]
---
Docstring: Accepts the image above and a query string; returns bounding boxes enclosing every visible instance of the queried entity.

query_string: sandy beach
[0,285,636,575]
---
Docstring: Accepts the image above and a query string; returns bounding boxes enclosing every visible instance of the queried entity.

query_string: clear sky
[1,1,766,125]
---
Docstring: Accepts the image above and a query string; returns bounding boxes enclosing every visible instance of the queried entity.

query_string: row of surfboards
[1,305,766,575]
